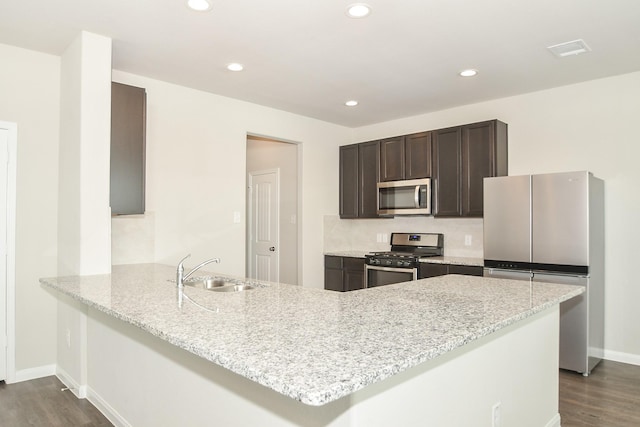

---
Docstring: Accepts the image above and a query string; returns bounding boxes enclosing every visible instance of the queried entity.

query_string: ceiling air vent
[547,39,591,57]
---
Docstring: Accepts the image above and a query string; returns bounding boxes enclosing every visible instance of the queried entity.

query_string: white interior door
[248,169,279,282]
[0,128,8,381]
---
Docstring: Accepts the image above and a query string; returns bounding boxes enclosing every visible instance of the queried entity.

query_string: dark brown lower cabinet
[326,257,483,291]
[419,263,483,279]
[324,256,365,292]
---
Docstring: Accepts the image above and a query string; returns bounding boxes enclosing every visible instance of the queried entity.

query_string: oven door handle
[365,264,418,281]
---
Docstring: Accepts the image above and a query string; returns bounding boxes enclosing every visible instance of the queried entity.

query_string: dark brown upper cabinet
[379,136,405,181]
[433,120,507,217]
[379,132,432,182]
[462,120,508,216]
[432,126,463,216]
[339,144,359,218]
[110,82,146,215]
[339,140,380,218]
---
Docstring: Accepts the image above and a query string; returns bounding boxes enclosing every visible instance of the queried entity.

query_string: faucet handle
[177,254,191,271]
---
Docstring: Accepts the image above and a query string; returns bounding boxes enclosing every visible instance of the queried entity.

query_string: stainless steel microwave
[377,178,432,215]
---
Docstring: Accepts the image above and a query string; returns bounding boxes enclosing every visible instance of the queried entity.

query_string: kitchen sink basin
[183,277,255,292]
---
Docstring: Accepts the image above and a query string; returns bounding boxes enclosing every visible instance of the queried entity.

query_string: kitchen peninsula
[41,264,582,427]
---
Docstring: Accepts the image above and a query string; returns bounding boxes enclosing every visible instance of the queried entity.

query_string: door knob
[269,247,275,252]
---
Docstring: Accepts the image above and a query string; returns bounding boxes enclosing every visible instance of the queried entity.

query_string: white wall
[351,71,640,362]
[0,43,59,375]
[246,138,299,285]
[111,70,350,287]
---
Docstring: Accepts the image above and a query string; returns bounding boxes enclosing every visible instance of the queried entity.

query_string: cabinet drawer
[343,257,365,271]
[419,263,449,278]
[325,255,343,269]
[448,265,483,276]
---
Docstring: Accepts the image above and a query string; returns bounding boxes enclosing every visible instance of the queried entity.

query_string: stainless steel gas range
[364,233,443,288]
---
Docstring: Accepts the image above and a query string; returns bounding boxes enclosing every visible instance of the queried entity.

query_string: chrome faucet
[176,254,220,308]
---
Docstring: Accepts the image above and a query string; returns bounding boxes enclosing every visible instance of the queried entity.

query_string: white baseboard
[11,364,56,383]
[55,367,87,398]
[545,413,561,427]
[603,349,640,366]
[86,386,132,427]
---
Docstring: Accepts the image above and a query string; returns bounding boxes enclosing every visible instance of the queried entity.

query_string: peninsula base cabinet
[53,290,563,427]
[325,256,365,291]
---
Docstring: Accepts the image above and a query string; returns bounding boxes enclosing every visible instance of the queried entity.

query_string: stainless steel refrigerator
[483,171,604,375]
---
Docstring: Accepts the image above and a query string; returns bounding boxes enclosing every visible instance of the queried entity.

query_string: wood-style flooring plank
[559,360,640,427]
[0,376,112,427]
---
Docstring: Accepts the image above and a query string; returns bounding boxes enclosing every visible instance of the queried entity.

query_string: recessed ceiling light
[227,63,244,71]
[346,3,371,18]
[187,0,211,12]
[345,100,359,107]
[459,69,478,77]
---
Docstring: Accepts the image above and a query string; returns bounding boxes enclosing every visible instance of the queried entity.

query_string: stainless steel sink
[210,284,255,292]
[183,277,255,292]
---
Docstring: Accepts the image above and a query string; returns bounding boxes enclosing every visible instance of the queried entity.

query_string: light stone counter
[420,255,484,266]
[323,250,369,258]
[324,251,484,267]
[40,263,582,407]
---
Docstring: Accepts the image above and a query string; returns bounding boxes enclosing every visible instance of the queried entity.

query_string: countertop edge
[324,251,484,267]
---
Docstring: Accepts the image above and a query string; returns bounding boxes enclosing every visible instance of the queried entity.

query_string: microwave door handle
[414,185,420,208]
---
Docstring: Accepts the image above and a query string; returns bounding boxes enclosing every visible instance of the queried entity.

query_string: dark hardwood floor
[559,360,640,426]
[1,360,638,426]
[0,376,112,427]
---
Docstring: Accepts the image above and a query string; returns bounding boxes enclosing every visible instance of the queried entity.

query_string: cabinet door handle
[269,247,276,252]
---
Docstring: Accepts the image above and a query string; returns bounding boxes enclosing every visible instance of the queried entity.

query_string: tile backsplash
[324,215,483,258]
[112,211,155,265]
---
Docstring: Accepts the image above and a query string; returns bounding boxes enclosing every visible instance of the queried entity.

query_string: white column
[58,30,112,276]
[57,31,112,396]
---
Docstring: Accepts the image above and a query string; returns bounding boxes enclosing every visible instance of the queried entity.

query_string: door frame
[246,168,280,282]
[0,121,17,383]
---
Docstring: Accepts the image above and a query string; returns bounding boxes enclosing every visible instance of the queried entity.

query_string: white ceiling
[2,0,640,127]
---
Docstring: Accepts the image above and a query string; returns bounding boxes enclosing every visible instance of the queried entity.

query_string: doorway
[0,121,17,383]
[246,136,299,285]
[247,169,280,282]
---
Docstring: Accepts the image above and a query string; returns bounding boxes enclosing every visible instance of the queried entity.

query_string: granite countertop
[324,250,370,258]
[40,264,582,406]
[420,256,484,266]
[324,251,484,266]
